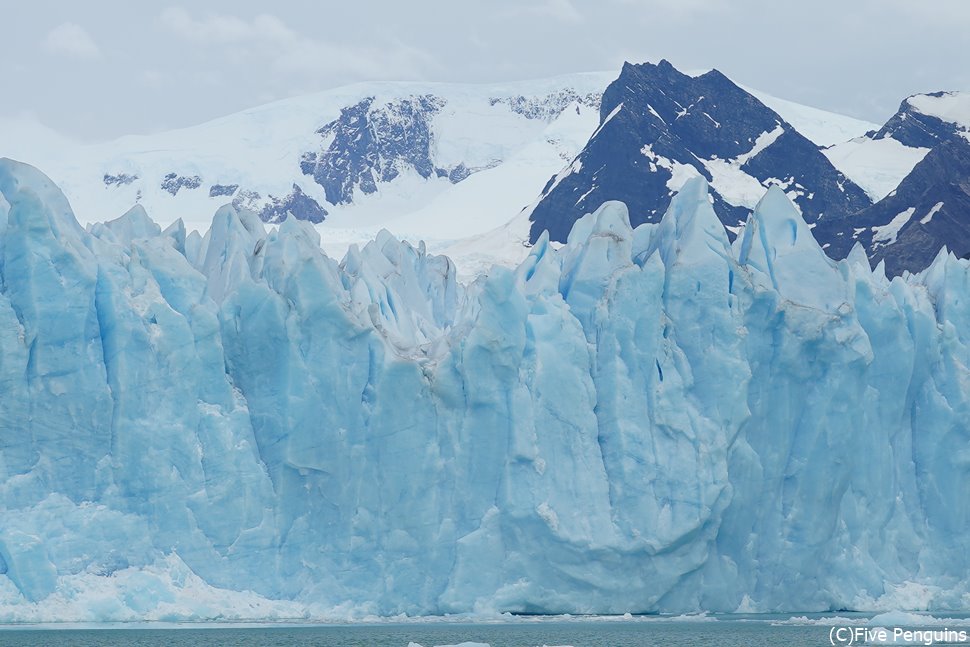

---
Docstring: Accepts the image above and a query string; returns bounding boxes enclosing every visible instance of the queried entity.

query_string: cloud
[159,7,282,44]
[42,23,102,60]
[137,69,165,90]
[158,7,436,81]
[506,0,584,23]
[526,0,583,23]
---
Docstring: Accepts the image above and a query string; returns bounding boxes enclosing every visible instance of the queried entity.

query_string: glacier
[0,157,969,621]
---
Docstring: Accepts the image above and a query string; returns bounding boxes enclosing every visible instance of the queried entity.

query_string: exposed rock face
[299,95,446,205]
[258,184,327,224]
[209,183,238,198]
[161,173,202,196]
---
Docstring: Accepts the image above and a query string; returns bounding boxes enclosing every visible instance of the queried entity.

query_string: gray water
[0,618,882,647]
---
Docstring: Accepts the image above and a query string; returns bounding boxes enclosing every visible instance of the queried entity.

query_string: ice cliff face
[1,158,970,620]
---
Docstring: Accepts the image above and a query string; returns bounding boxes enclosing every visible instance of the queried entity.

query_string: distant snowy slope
[822,136,930,201]
[876,91,970,146]
[742,85,879,146]
[0,73,611,237]
[824,90,970,201]
[906,92,970,124]
[0,114,79,164]
[316,101,598,278]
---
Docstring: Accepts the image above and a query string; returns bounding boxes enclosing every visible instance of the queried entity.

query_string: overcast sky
[4,0,969,141]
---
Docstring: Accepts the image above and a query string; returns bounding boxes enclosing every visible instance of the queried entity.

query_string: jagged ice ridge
[0,158,968,621]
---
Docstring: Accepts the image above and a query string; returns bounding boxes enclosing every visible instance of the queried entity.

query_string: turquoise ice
[0,158,968,620]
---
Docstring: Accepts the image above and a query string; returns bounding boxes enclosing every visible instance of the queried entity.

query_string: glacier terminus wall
[0,158,968,621]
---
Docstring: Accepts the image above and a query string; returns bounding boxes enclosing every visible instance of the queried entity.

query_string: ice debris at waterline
[0,157,969,622]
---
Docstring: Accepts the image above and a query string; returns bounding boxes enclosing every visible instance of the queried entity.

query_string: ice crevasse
[0,157,968,621]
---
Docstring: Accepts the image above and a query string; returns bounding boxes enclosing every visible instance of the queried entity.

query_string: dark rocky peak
[161,173,202,196]
[600,61,776,161]
[103,173,138,188]
[528,60,871,244]
[209,183,238,198]
[874,91,970,148]
[300,95,445,205]
[258,184,327,225]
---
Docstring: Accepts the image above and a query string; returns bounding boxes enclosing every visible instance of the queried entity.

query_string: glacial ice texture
[0,158,969,620]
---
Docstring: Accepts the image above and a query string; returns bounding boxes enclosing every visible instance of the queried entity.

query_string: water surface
[0,618,847,646]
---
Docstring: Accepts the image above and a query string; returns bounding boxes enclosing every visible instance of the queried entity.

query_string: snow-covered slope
[3,160,970,620]
[823,91,970,201]
[822,136,930,201]
[312,89,601,273]
[0,75,609,239]
[742,85,878,147]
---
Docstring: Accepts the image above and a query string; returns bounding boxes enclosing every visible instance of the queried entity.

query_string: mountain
[821,91,970,201]
[874,91,970,147]
[14,62,965,279]
[526,60,873,244]
[3,159,970,620]
[0,69,877,278]
[824,137,970,276]
[822,92,970,274]
[523,66,970,278]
